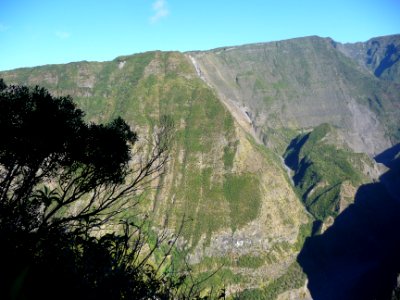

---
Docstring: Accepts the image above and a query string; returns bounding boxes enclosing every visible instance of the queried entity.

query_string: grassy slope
[284,124,371,221]
[1,52,309,295]
[1,51,250,239]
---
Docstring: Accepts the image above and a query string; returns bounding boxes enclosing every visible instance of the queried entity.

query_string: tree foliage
[0,79,212,299]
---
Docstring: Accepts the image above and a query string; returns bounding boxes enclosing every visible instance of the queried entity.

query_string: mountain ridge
[3,34,398,72]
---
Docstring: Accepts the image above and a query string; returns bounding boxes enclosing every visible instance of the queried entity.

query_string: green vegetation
[236,288,266,300]
[284,124,368,221]
[260,126,300,154]
[263,262,307,299]
[223,141,238,169]
[223,174,262,231]
[294,221,314,251]
[236,255,265,268]
[0,80,210,299]
[0,49,314,296]
[1,52,256,249]
[237,262,307,300]
[187,253,267,292]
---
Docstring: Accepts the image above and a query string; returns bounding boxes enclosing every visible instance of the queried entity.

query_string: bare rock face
[342,98,390,155]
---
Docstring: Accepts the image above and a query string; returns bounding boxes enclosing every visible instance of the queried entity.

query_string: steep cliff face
[190,35,400,156]
[0,51,309,294]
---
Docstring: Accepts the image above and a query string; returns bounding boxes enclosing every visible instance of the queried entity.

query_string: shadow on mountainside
[297,157,400,300]
[375,143,400,168]
[374,43,400,78]
[375,143,400,202]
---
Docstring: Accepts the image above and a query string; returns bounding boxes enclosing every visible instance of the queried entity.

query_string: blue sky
[0,0,399,71]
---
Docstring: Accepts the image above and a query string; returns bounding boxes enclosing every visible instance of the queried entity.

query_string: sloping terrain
[1,34,399,299]
[188,35,400,298]
[284,123,375,222]
[298,157,400,300]
[0,52,309,296]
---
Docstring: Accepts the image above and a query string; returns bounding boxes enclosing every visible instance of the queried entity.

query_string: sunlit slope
[284,124,376,223]
[0,51,309,292]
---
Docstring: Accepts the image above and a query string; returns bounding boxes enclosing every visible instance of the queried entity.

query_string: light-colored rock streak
[187,54,262,144]
[280,156,295,186]
[188,54,207,82]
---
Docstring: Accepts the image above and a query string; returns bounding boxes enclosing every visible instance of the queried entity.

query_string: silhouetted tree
[0,80,209,299]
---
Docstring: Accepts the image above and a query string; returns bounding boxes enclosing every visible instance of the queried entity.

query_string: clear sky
[1,0,399,71]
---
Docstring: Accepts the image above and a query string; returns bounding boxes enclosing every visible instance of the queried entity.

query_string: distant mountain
[1,34,399,299]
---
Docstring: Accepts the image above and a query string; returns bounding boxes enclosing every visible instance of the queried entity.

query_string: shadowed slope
[298,159,400,300]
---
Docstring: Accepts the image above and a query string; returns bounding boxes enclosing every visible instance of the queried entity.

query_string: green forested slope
[284,124,373,222]
[0,51,309,295]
